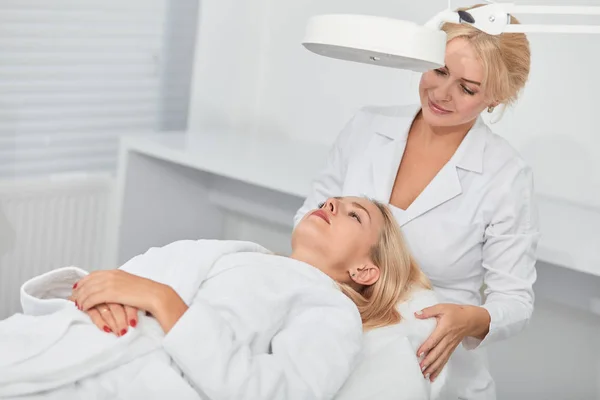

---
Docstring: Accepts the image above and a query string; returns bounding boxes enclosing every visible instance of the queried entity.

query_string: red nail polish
[75,300,78,307]
[130,319,137,327]
[73,282,77,289]
[120,329,127,336]
[103,326,111,333]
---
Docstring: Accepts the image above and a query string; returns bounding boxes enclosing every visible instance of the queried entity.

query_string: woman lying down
[0,197,435,400]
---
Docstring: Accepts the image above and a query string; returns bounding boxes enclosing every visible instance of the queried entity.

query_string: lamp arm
[466,3,600,35]
[510,5,600,16]
[507,4,600,34]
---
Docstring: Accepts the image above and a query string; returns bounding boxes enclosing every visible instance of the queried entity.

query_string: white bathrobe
[0,240,363,400]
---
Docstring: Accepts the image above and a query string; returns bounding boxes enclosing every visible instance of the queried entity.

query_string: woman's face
[419,38,493,128]
[292,197,384,284]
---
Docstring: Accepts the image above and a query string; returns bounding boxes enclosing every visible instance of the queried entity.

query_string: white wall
[161,0,200,131]
[188,0,600,397]
[188,0,272,133]
[489,286,600,400]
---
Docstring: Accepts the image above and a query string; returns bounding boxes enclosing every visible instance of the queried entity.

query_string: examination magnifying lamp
[302,2,600,72]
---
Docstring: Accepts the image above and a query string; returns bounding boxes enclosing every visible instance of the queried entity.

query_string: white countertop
[121,131,600,277]
[121,131,330,199]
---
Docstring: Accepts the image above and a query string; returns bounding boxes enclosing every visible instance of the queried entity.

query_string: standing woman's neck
[413,111,475,149]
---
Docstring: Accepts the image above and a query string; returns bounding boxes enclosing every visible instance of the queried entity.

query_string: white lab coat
[294,104,540,400]
[0,240,363,400]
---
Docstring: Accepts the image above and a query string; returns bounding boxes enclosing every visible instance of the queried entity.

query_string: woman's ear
[350,263,380,286]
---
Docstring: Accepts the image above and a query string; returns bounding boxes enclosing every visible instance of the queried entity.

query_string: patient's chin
[291,224,314,244]
[295,217,328,238]
[292,227,330,255]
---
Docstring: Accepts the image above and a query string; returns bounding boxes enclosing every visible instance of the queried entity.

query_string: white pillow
[335,289,450,400]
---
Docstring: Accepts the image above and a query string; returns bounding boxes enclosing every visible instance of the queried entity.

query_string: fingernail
[421,365,426,372]
[130,319,137,327]
[425,373,430,380]
[74,300,78,307]
[418,352,424,358]
[103,326,111,333]
[72,282,77,289]
[120,329,127,336]
[415,310,423,315]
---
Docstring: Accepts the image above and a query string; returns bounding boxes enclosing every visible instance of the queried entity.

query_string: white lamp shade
[302,14,448,72]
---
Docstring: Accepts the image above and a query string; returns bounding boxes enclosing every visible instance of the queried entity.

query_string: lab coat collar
[370,105,488,223]
[453,117,486,174]
[373,105,487,174]
[372,104,420,141]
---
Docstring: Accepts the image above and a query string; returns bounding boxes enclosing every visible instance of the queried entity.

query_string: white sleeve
[163,298,363,400]
[293,111,360,227]
[464,165,539,349]
[20,267,88,315]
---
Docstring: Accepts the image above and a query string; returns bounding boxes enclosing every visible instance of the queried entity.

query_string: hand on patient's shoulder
[397,289,440,347]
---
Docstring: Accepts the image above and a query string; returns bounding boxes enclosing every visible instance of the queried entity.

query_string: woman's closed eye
[434,69,476,96]
[461,85,476,96]
[349,211,362,224]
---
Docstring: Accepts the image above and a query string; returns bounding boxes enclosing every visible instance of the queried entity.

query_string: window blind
[0,0,198,179]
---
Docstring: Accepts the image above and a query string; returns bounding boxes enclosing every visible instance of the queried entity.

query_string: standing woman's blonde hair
[339,200,431,330]
[442,4,531,107]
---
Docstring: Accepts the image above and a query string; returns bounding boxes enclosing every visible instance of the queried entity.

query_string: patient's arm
[163,299,363,400]
[74,271,167,313]
[150,285,189,333]
[72,268,192,336]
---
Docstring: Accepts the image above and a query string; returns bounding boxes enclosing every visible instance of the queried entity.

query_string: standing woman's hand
[414,303,491,382]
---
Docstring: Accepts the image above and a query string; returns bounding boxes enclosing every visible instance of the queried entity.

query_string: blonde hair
[441,4,531,106]
[339,200,431,331]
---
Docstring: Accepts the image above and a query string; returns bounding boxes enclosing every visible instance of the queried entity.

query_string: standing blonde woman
[295,5,539,399]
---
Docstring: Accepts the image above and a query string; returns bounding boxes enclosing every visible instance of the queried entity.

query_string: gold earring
[487,106,495,113]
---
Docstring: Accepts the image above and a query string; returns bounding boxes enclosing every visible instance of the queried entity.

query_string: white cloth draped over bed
[0,240,363,400]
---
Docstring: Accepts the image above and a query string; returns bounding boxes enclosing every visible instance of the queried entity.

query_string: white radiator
[0,175,114,318]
